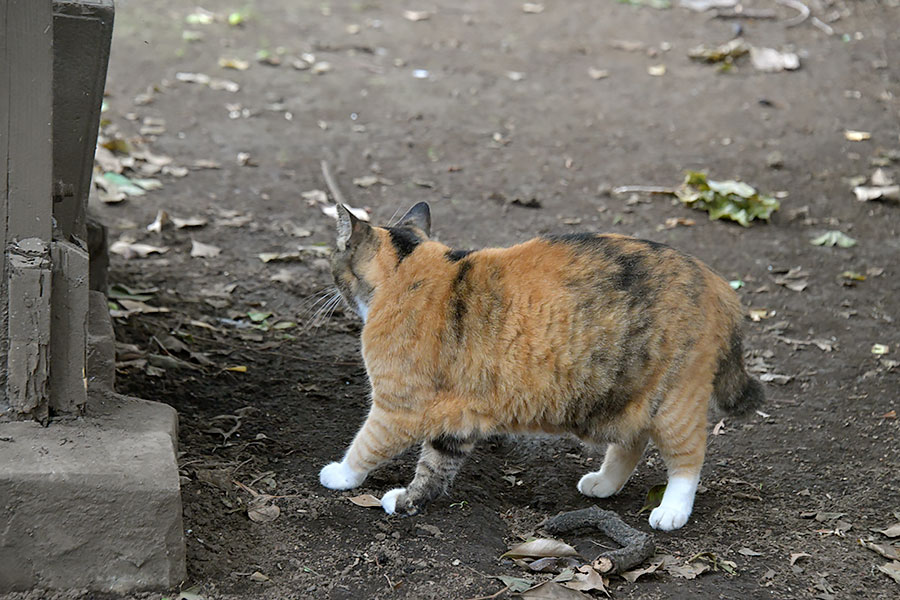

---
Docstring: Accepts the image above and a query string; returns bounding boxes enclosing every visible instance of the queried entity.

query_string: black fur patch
[446,249,474,262]
[449,260,473,338]
[431,435,469,458]
[386,226,422,263]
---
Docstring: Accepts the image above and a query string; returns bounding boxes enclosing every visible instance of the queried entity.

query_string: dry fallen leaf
[877,561,900,584]
[844,130,872,142]
[502,538,580,559]
[522,3,545,13]
[854,185,900,202]
[789,552,811,566]
[880,523,900,538]
[147,210,171,233]
[218,57,250,70]
[348,494,383,508]
[191,240,222,258]
[521,581,591,599]
[588,68,609,80]
[249,571,270,582]
[861,540,900,561]
[321,204,370,222]
[110,239,169,259]
[402,9,431,21]
[353,175,391,188]
[301,189,329,205]
[750,47,800,72]
[663,217,695,229]
[648,64,666,76]
[173,216,209,229]
[748,308,771,322]
[620,554,672,582]
[712,419,726,435]
[562,565,608,595]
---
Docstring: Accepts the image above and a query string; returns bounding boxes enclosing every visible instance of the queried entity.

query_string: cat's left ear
[335,203,370,251]
[396,202,431,238]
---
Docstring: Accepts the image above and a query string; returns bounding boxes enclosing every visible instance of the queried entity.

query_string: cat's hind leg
[647,391,708,531]
[381,434,476,516]
[320,405,416,490]
[578,431,649,498]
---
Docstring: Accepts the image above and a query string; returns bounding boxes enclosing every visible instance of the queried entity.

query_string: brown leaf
[528,557,582,573]
[877,561,900,584]
[562,565,609,595]
[521,581,591,599]
[503,538,580,559]
[348,494,382,508]
[861,540,900,561]
[191,240,222,258]
[621,555,672,582]
[402,10,431,21]
[666,561,710,579]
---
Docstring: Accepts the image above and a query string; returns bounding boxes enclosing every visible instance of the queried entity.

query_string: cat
[319,202,764,530]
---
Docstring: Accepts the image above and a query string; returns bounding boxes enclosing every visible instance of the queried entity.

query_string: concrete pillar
[2,0,55,421]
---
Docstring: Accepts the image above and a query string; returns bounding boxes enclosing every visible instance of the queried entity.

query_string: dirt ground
[18,0,900,598]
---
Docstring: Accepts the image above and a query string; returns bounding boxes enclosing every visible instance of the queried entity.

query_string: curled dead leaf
[502,538,580,559]
[348,494,382,508]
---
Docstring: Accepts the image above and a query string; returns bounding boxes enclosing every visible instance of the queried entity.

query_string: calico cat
[319,202,764,530]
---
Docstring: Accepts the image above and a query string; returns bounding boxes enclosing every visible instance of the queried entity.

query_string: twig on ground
[810,16,834,35]
[713,8,778,19]
[543,506,655,574]
[463,587,508,600]
[612,185,675,195]
[775,0,810,27]
[321,159,347,206]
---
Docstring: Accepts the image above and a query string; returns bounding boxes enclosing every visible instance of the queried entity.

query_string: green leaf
[810,230,857,248]
[638,483,667,514]
[729,279,744,290]
[247,311,272,323]
[272,321,296,330]
[108,283,155,302]
[675,171,779,227]
[495,575,534,593]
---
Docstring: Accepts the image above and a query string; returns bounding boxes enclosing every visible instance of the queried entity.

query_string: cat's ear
[396,202,431,238]
[335,204,369,251]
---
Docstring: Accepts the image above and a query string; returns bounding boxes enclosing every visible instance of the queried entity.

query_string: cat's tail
[712,331,765,417]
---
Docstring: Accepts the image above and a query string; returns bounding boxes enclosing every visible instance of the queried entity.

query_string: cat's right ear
[335,204,369,251]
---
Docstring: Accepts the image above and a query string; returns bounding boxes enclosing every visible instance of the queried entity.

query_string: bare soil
[15,1,900,599]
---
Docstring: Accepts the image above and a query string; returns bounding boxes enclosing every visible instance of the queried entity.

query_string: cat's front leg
[320,405,415,490]
[381,434,476,516]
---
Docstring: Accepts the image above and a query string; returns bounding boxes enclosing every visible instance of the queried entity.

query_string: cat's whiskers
[302,288,344,333]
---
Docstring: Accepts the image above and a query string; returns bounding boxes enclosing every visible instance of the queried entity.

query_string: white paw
[381,488,407,515]
[649,504,690,531]
[577,471,622,498]
[319,461,366,490]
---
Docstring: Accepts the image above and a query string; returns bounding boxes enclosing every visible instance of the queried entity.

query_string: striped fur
[320,203,764,530]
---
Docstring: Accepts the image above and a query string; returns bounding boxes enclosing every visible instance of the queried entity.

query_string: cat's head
[332,202,432,322]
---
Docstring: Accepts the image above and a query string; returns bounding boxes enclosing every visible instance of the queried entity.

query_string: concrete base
[0,292,186,592]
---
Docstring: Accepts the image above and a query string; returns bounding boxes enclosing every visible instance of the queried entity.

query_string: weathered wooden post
[1,0,186,591]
